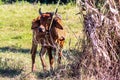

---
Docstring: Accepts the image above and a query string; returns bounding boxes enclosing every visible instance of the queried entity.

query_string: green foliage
[0,0,76,4]
[0,0,3,4]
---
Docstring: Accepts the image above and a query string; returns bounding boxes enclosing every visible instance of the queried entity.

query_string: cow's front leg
[39,46,47,71]
[31,41,38,72]
[47,47,54,72]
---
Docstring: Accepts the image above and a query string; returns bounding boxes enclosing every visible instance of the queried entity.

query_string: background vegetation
[0,0,75,4]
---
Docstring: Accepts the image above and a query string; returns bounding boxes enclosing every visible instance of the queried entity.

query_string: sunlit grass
[0,2,83,79]
[0,2,82,48]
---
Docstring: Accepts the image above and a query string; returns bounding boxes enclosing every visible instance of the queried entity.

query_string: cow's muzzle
[39,25,45,32]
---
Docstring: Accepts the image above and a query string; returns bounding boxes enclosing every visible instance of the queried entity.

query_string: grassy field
[0,2,83,80]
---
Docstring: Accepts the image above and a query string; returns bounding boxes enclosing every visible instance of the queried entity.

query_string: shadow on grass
[0,46,30,53]
[0,68,22,78]
[37,71,51,79]
[36,65,81,79]
[33,49,82,79]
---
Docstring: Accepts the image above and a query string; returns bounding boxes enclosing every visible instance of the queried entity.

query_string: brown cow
[31,9,66,72]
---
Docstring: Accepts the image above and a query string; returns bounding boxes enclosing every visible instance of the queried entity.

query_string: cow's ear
[31,16,41,29]
[54,18,63,29]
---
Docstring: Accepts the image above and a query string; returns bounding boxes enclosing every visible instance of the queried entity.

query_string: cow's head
[38,8,63,33]
[31,16,46,38]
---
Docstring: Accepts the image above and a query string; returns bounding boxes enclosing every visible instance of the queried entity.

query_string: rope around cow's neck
[45,0,61,50]
[48,0,62,62]
[49,0,61,31]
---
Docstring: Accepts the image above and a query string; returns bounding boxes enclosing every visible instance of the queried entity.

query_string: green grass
[0,2,83,79]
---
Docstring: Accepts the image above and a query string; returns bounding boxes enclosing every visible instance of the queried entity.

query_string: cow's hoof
[32,66,36,72]
[49,68,55,76]
[43,67,47,72]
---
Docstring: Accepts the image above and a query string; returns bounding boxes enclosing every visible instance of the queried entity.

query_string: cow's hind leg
[39,47,47,71]
[57,40,64,65]
[31,41,38,72]
[58,50,62,64]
